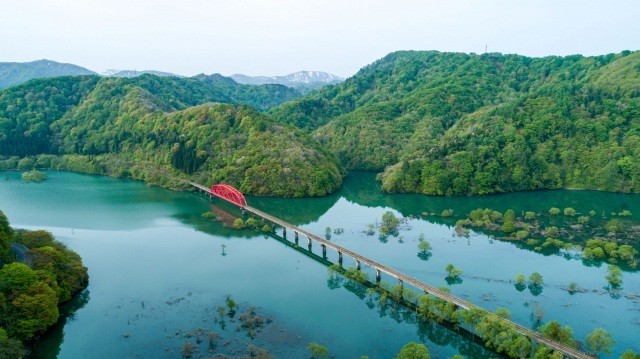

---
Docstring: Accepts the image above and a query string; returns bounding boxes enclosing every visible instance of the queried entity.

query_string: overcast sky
[1,0,639,77]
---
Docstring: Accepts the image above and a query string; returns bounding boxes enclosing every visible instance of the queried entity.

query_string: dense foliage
[0,59,96,89]
[0,211,88,356]
[272,50,640,195]
[0,75,344,197]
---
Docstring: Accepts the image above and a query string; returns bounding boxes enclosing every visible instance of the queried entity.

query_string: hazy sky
[1,0,639,77]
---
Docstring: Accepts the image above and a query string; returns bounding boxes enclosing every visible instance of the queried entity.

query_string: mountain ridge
[0,75,342,196]
[0,59,96,89]
[271,50,640,195]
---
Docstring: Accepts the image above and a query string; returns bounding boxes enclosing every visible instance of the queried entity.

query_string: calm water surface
[1,171,639,358]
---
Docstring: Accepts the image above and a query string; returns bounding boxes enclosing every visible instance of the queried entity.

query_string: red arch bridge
[186,181,593,359]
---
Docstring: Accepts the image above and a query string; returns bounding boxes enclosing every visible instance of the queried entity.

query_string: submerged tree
[605,265,623,288]
[308,342,329,359]
[528,272,544,296]
[514,273,526,292]
[380,211,400,235]
[394,342,430,359]
[445,264,463,285]
[417,239,432,261]
[585,328,614,357]
[539,320,576,348]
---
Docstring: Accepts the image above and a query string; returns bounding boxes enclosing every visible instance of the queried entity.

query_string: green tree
[445,264,462,279]
[0,267,60,341]
[0,211,13,263]
[503,209,516,222]
[563,207,576,216]
[380,211,400,235]
[533,346,564,359]
[549,208,561,215]
[585,328,614,356]
[245,217,260,229]
[233,218,245,229]
[418,240,432,253]
[529,272,544,287]
[577,216,589,224]
[21,170,47,182]
[0,327,24,359]
[501,221,516,233]
[308,342,329,358]
[539,321,575,347]
[544,226,559,237]
[567,282,580,294]
[605,219,625,233]
[620,350,640,359]
[605,265,623,287]
[394,342,430,359]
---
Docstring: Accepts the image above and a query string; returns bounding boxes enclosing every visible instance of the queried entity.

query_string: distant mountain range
[102,69,180,78]
[0,59,96,89]
[231,71,345,94]
[0,60,342,94]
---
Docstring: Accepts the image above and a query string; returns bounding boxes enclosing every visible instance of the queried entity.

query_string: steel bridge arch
[210,184,247,208]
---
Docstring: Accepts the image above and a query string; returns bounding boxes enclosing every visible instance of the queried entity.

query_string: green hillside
[0,75,343,197]
[271,50,640,195]
[0,59,97,89]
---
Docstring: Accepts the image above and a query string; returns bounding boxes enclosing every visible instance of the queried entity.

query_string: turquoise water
[1,171,639,358]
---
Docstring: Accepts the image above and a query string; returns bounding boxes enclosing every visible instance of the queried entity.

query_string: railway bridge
[189,181,595,359]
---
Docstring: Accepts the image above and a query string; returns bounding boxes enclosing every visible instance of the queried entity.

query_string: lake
[1,170,639,358]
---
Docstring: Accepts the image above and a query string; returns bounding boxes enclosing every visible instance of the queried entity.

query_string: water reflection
[264,230,499,358]
[28,290,91,359]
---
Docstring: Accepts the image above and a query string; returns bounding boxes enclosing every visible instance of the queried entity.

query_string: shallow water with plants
[1,171,639,358]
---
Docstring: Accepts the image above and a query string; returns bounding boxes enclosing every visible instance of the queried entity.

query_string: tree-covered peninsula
[0,75,344,197]
[272,50,640,196]
[0,210,89,357]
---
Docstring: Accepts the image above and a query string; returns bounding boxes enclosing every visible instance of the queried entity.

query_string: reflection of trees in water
[263,230,497,358]
[324,270,498,358]
[172,198,274,239]
[28,290,91,359]
[245,192,340,225]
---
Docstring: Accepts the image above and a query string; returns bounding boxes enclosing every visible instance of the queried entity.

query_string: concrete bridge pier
[356,260,361,270]
[338,251,343,265]
[282,227,287,238]
[307,236,312,251]
[294,231,299,241]
[375,268,381,283]
[321,244,327,258]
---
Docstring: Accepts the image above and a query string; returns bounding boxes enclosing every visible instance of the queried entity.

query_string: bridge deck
[189,182,594,359]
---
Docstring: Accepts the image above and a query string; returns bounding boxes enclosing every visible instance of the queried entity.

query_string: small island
[21,169,47,183]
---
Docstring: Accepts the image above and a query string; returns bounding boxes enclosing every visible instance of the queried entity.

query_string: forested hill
[0,75,343,197]
[0,59,97,89]
[271,50,640,195]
